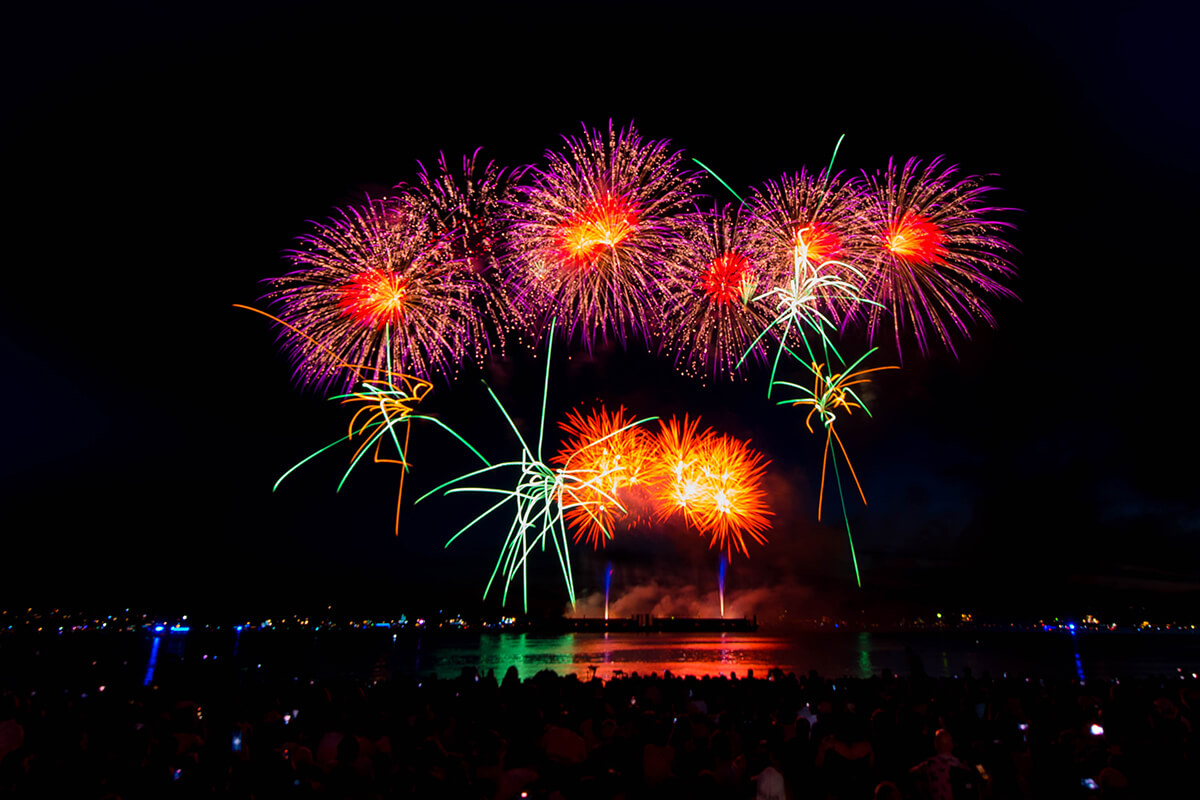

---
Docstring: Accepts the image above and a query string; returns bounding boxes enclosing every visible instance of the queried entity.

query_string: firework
[745,166,871,289]
[859,156,1017,356]
[646,414,712,522]
[408,150,527,355]
[648,417,772,559]
[553,406,656,548]
[236,306,487,535]
[737,167,881,395]
[659,205,776,381]
[738,249,879,398]
[418,322,657,611]
[506,121,701,351]
[772,349,897,585]
[267,196,488,391]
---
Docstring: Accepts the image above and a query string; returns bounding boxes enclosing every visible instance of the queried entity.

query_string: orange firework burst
[648,417,772,558]
[688,433,772,558]
[553,406,656,548]
[555,195,641,270]
[646,415,711,518]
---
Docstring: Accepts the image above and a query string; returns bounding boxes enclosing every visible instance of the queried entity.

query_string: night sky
[3,1,1197,622]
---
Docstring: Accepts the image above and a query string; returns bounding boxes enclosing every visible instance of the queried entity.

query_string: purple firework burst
[505,121,702,352]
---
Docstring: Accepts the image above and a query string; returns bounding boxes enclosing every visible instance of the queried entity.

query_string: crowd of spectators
[0,653,1194,798]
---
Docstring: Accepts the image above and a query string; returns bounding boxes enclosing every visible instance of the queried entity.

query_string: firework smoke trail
[235,306,487,535]
[605,562,613,621]
[659,205,775,382]
[506,121,701,352]
[859,156,1017,357]
[718,554,727,618]
[266,196,489,392]
[772,349,897,586]
[418,321,657,611]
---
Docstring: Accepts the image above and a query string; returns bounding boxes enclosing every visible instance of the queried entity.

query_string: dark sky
[3,0,1197,622]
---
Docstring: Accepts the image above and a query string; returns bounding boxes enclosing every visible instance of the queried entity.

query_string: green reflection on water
[857,632,872,678]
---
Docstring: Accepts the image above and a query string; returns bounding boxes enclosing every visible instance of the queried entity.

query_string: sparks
[555,195,641,270]
[339,270,411,328]
[883,214,944,262]
[554,405,656,548]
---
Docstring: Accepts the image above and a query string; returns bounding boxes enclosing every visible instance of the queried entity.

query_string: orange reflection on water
[439,633,796,680]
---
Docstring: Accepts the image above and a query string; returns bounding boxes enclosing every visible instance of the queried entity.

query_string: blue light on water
[170,625,190,633]
[144,636,162,686]
[153,625,165,633]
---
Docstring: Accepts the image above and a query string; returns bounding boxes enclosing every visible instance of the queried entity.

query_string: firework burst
[507,121,701,351]
[745,166,871,293]
[267,196,488,391]
[660,205,775,381]
[418,322,657,611]
[408,150,527,355]
[859,156,1017,356]
[688,432,772,559]
[647,417,772,559]
[553,406,656,548]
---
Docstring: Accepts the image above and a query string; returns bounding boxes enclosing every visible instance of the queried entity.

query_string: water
[405,630,1200,682]
[4,628,1198,692]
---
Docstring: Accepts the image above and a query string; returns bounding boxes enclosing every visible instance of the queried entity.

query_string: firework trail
[235,306,486,535]
[659,205,775,382]
[745,165,871,292]
[771,349,897,586]
[506,121,701,352]
[859,156,1017,357]
[418,322,657,611]
[739,168,880,396]
[266,196,489,391]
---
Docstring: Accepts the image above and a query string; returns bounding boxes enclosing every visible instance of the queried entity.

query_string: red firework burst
[745,168,870,277]
[267,197,486,390]
[338,270,412,329]
[507,121,701,351]
[659,206,775,381]
[700,252,753,305]
[859,156,1017,356]
[555,195,641,270]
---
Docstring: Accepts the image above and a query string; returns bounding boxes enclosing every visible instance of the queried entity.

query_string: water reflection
[143,635,161,686]
[857,632,872,678]
[420,633,794,679]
